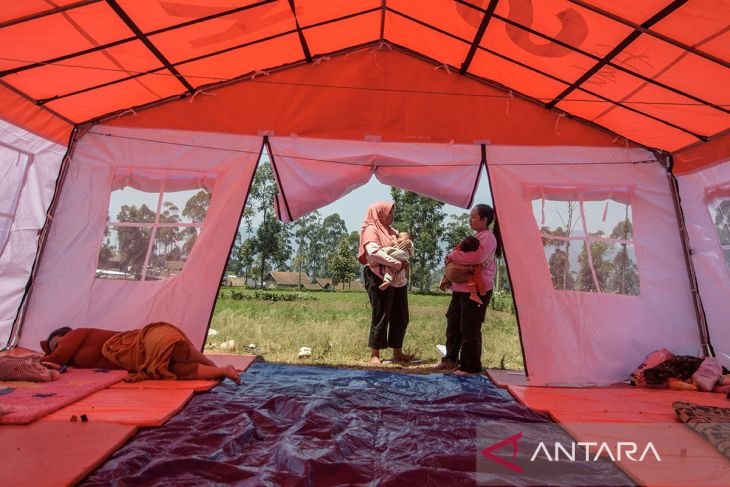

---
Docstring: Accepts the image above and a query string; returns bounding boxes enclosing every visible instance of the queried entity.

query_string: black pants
[363,267,409,350]
[443,290,493,373]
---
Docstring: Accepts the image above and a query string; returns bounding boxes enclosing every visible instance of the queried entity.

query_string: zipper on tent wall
[201,138,267,351]
[663,153,714,358]
[4,125,81,350]
[480,144,529,376]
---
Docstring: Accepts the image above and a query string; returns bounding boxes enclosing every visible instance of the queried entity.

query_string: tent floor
[80,363,632,486]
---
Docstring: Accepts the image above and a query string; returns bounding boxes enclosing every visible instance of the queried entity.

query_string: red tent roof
[2,1,728,171]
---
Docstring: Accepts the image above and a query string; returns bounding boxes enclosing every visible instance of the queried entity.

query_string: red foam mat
[508,385,730,487]
[0,420,136,487]
[44,387,194,427]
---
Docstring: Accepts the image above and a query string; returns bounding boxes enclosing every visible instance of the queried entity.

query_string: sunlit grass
[210,288,524,371]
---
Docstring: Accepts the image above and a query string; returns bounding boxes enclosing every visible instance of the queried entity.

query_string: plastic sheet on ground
[81,363,633,486]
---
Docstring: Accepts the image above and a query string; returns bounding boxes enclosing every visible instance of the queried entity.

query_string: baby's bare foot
[225,365,241,385]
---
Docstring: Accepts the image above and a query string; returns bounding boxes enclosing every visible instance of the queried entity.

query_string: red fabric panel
[6,40,163,100]
[295,0,380,27]
[177,33,303,87]
[108,48,622,147]
[575,0,674,24]
[116,0,264,32]
[611,34,730,108]
[303,10,381,57]
[385,11,471,68]
[147,1,296,64]
[674,132,730,174]
[0,0,80,23]
[0,3,133,73]
[557,89,699,150]
[491,0,633,57]
[652,0,730,59]
[0,84,72,144]
[469,49,568,101]
[389,0,480,42]
[482,17,596,83]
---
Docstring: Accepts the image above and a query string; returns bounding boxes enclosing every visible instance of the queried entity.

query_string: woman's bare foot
[369,356,382,365]
[393,352,416,364]
[223,365,241,385]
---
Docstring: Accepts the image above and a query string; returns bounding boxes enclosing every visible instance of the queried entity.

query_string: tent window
[531,195,639,295]
[709,198,730,275]
[97,183,211,281]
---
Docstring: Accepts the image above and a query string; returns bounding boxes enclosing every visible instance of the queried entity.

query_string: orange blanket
[102,322,197,382]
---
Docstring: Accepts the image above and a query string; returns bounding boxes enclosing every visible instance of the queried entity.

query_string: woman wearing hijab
[358,202,414,365]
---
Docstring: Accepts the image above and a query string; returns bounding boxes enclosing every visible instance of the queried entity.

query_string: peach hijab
[358,201,397,264]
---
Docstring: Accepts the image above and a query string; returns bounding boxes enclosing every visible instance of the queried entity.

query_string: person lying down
[41,322,241,384]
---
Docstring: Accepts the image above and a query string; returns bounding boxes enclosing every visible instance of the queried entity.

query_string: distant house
[336,280,366,292]
[264,271,318,289]
[313,278,333,290]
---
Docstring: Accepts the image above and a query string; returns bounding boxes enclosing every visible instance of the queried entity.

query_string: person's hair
[459,235,480,252]
[473,204,495,226]
[46,326,72,345]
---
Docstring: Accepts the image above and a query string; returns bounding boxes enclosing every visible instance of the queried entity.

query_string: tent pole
[664,154,714,357]
[4,125,81,350]
[481,144,529,376]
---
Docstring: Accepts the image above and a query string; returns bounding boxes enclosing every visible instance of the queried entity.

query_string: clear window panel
[162,189,211,224]
[532,199,583,237]
[96,227,152,280]
[583,200,632,238]
[709,199,730,246]
[146,227,200,281]
[108,187,159,223]
[724,249,730,273]
[542,238,581,291]
[600,243,641,295]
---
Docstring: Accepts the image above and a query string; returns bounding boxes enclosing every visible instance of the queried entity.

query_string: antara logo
[482,433,662,471]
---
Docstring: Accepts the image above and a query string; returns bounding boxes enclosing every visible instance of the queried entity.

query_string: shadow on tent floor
[80,363,633,486]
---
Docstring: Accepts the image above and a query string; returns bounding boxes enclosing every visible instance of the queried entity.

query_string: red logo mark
[482,432,523,473]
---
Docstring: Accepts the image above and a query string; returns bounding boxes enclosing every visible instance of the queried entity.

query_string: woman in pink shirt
[358,202,414,365]
[434,204,497,375]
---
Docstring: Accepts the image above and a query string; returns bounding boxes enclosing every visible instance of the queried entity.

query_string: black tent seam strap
[105,0,194,93]
[266,137,294,222]
[545,0,689,109]
[460,0,500,75]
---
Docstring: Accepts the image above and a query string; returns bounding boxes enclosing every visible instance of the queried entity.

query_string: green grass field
[210,288,524,371]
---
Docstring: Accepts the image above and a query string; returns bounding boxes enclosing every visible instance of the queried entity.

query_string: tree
[182,190,210,223]
[308,213,346,278]
[391,188,446,293]
[443,213,472,249]
[608,218,639,295]
[713,199,730,270]
[291,211,320,288]
[116,204,155,278]
[577,232,613,292]
[328,237,360,287]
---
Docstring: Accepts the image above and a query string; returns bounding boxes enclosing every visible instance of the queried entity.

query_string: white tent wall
[267,137,482,223]
[677,159,730,369]
[18,127,261,351]
[487,146,701,386]
[0,119,65,347]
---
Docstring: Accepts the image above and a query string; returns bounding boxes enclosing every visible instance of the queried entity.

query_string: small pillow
[691,357,723,392]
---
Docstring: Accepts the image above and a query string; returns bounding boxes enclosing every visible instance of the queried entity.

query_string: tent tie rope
[553,112,566,136]
[505,90,514,115]
[311,56,330,67]
[251,70,270,80]
[116,108,137,118]
[434,64,452,74]
[189,88,215,104]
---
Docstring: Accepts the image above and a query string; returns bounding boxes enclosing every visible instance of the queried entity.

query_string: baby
[378,232,414,290]
[439,235,487,305]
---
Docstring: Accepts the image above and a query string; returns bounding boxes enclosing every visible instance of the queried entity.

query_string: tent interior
[1,0,729,483]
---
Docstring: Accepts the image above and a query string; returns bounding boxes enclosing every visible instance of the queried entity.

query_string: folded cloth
[643,355,702,386]
[0,357,60,382]
[673,401,730,460]
[692,357,723,392]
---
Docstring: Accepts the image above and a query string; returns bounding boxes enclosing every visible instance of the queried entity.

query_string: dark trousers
[444,290,493,373]
[363,267,409,349]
